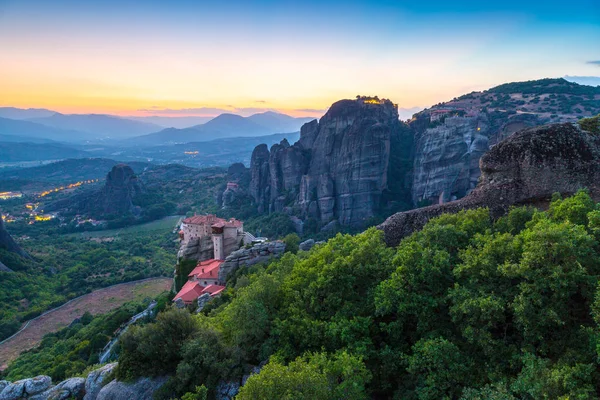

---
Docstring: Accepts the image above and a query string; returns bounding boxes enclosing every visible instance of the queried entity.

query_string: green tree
[237,352,370,400]
[116,308,198,380]
[282,233,300,254]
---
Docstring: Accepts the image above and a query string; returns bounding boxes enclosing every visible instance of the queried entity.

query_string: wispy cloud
[587,61,600,66]
[254,100,267,104]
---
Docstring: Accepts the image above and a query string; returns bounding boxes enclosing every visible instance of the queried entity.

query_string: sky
[0,0,599,118]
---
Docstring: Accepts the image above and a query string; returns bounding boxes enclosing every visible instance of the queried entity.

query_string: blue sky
[0,0,598,116]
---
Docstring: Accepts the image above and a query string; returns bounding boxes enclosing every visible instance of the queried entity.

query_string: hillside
[434,78,600,119]
[0,142,88,162]
[0,117,86,143]
[0,158,150,183]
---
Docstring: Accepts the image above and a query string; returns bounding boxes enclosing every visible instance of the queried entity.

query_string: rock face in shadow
[46,164,144,218]
[379,122,600,246]
[0,214,29,263]
[410,112,543,205]
[248,97,414,227]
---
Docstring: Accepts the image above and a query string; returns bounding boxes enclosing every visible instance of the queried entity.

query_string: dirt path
[0,277,172,370]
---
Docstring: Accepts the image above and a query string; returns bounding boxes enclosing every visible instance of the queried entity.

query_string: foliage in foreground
[116,190,600,399]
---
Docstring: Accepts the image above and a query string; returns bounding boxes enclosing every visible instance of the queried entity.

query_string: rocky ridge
[379,122,600,246]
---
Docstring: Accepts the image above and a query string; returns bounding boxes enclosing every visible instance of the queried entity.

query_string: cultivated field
[0,277,172,370]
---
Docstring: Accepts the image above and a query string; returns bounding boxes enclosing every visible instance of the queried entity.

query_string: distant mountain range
[0,108,315,145]
[27,113,163,140]
[0,117,84,143]
[123,111,314,145]
[0,107,56,120]
[126,115,214,128]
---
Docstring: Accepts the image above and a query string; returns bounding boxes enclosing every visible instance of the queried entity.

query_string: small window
[204,281,207,285]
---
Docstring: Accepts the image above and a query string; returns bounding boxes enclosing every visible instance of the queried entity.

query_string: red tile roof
[183,214,224,225]
[182,214,243,229]
[202,284,226,296]
[174,281,206,304]
[188,259,223,279]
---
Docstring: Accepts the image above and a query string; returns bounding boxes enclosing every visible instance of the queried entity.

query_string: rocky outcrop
[218,241,286,282]
[0,376,82,400]
[379,122,600,246]
[98,164,143,215]
[248,97,413,227]
[0,364,164,400]
[218,163,251,209]
[83,363,116,400]
[249,144,271,214]
[31,378,85,400]
[95,376,167,400]
[177,235,214,261]
[0,214,29,260]
[46,164,144,218]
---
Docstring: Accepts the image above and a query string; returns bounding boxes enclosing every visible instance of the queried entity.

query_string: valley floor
[0,277,172,370]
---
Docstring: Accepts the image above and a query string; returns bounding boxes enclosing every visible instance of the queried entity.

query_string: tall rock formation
[46,164,144,217]
[97,164,143,215]
[248,96,414,227]
[379,122,600,246]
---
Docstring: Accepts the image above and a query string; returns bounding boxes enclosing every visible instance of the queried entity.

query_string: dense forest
[93,190,600,399]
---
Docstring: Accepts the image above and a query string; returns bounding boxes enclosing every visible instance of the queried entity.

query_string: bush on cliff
[579,113,600,134]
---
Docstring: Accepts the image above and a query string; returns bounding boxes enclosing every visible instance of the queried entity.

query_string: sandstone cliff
[379,122,600,246]
[248,97,413,227]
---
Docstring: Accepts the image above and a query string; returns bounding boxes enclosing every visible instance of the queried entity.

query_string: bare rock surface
[379,122,600,246]
[219,241,286,282]
[83,363,116,400]
[95,376,167,400]
[31,378,85,400]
